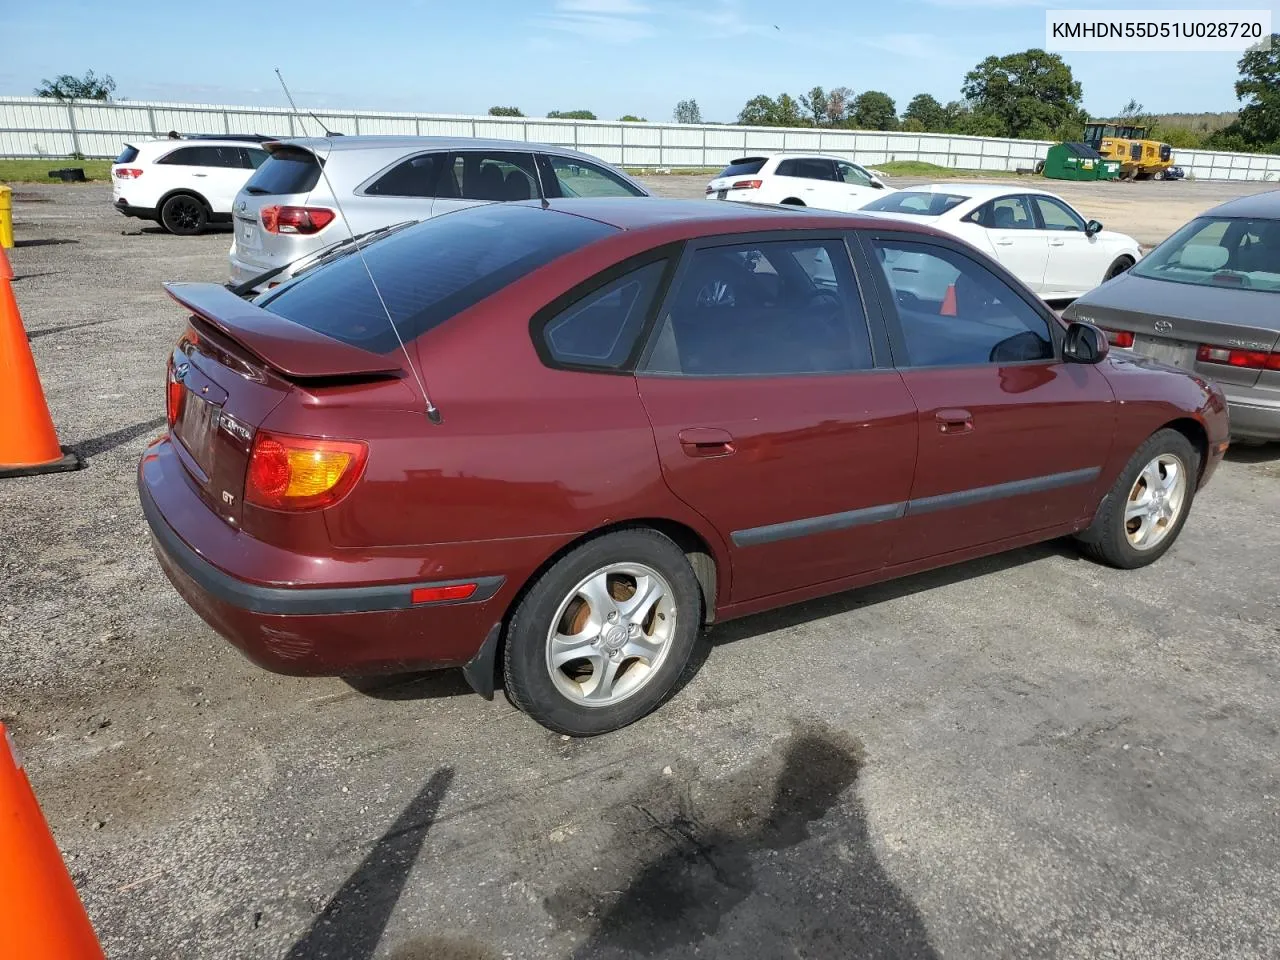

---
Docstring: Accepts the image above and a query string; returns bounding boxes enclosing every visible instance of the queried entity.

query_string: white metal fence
[3,95,1279,183]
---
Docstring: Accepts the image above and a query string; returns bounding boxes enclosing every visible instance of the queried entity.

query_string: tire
[160,193,209,235]
[1075,429,1199,569]
[780,197,806,206]
[1034,159,1046,175]
[1104,256,1134,282]
[503,528,705,736]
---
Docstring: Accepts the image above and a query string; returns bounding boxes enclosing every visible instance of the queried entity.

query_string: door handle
[192,173,208,177]
[1049,239,1065,246]
[995,239,1014,246]
[935,409,973,435]
[678,427,735,458]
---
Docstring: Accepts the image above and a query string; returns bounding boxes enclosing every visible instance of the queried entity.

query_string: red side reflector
[411,583,478,605]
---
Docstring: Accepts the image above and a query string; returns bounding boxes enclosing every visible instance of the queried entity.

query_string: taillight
[259,205,336,235]
[114,168,143,179]
[1197,344,1280,370]
[730,179,762,190]
[244,431,368,511]
[166,361,185,427]
[1102,328,1134,348]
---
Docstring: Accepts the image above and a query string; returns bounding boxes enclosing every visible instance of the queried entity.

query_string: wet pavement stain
[545,721,939,959]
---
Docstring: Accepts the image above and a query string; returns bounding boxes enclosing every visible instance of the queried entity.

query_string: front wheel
[1075,429,1199,569]
[160,194,209,235]
[503,529,705,736]
[1104,256,1134,282]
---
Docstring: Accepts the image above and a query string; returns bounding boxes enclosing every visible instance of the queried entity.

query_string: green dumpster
[1040,142,1116,181]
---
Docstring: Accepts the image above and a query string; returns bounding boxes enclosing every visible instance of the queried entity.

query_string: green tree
[1234,34,1280,147]
[961,49,1082,139]
[900,117,926,132]
[826,86,853,125]
[547,109,597,120]
[673,99,702,124]
[737,93,805,127]
[800,86,828,126]
[34,70,115,101]
[488,106,524,117]
[902,93,946,131]
[852,91,897,130]
[619,115,647,122]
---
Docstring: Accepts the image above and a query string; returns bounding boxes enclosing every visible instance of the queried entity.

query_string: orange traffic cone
[0,724,106,959]
[0,247,83,478]
[940,283,958,317]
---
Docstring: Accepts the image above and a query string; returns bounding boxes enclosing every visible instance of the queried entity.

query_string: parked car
[704,154,892,211]
[859,183,1142,300]
[141,199,1228,737]
[228,136,651,292]
[1064,190,1280,443]
[112,135,274,235]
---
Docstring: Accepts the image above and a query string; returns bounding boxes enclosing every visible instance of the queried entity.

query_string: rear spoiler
[163,282,403,380]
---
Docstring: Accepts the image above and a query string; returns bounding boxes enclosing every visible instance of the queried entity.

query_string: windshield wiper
[226,220,419,298]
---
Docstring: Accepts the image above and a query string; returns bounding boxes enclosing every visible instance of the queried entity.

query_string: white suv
[705,154,894,212]
[112,136,272,235]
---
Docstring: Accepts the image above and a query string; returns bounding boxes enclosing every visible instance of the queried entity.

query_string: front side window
[540,261,666,370]
[365,153,447,198]
[1034,196,1086,231]
[873,239,1054,367]
[643,238,872,377]
[775,158,837,182]
[1131,216,1280,293]
[445,151,539,202]
[836,161,873,187]
[973,196,1036,230]
[546,156,644,198]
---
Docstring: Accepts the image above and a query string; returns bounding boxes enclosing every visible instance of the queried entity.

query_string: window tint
[873,239,1054,367]
[975,196,1036,230]
[242,147,324,195]
[261,205,616,353]
[439,151,539,201]
[547,155,644,198]
[1033,195,1086,231]
[244,148,268,169]
[644,239,872,377]
[861,191,968,216]
[542,261,666,369]
[365,153,447,198]
[1131,216,1280,294]
[774,158,837,181]
[718,158,768,178]
[836,161,873,187]
[157,145,243,168]
[115,145,139,164]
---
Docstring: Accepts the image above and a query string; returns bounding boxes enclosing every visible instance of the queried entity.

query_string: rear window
[260,205,617,353]
[717,158,767,178]
[1132,215,1280,294]
[115,145,139,164]
[861,191,969,216]
[243,147,324,196]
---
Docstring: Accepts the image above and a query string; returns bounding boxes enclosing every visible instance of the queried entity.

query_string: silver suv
[228,136,651,291]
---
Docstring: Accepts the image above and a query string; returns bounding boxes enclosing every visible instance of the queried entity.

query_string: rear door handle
[935,408,973,435]
[192,173,208,178]
[1049,239,1065,246]
[678,427,735,458]
[995,239,1014,246]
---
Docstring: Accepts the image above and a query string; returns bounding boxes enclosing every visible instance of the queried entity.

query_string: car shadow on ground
[343,671,476,702]
[1225,443,1280,464]
[133,224,233,236]
[13,237,79,247]
[69,417,166,460]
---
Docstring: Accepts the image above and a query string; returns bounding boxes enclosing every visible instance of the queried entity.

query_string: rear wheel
[1076,429,1199,569]
[160,194,209,235]
[503,529,705,736]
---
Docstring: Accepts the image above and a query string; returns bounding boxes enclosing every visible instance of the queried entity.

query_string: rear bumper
[138,437,513,677]
[114,200,156,220]
[1223,391,1280,442]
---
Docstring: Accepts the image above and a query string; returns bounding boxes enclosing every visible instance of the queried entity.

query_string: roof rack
[161,132,278,143]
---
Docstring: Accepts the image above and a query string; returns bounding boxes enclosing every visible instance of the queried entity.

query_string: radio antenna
[273,68,441,424]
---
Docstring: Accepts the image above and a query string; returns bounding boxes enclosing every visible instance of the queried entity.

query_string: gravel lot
[2,182,1278,960]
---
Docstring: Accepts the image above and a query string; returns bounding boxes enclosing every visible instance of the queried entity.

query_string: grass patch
[0,159,113,183]
[874,160,1019,179]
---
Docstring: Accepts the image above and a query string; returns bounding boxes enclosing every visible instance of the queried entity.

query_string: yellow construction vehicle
[1083,122,1174,180]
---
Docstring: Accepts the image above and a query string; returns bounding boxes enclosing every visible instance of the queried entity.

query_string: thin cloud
[538,0,656,43]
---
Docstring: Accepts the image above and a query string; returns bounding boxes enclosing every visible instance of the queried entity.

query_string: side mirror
[1063,321,1109,364]
[1085,219,1103,237]
[871,178,885,189]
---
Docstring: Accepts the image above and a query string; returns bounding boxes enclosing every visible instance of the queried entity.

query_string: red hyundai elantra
[140,198,1228,736]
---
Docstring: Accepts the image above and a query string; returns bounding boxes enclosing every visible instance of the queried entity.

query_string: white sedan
[704,153,894,212]
[858,183,1142,301]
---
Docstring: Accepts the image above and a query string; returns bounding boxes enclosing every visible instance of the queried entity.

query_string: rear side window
[244,148,268,169]
[157,146,242,168]
[717,157,767,178]
[643,238,873,377]
[862,191,969,216]
[872,239,1054,366]
[775,158,836,181]
[115,145,139,164]
[539,261,667,370]
[243,147,324,196]
[261,205,617,353]
[365,153,447,198]
[441,151,539,201]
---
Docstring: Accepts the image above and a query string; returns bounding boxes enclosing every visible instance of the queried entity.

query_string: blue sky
[3,0,1276,122]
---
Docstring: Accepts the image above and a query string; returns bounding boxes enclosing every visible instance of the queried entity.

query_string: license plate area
[175,390,222,479]
[236,217,259,250]
[1133,334,1196,370]
[716,189,727,200]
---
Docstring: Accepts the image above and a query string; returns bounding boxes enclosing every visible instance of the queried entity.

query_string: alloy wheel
[1124,453,1188,550]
